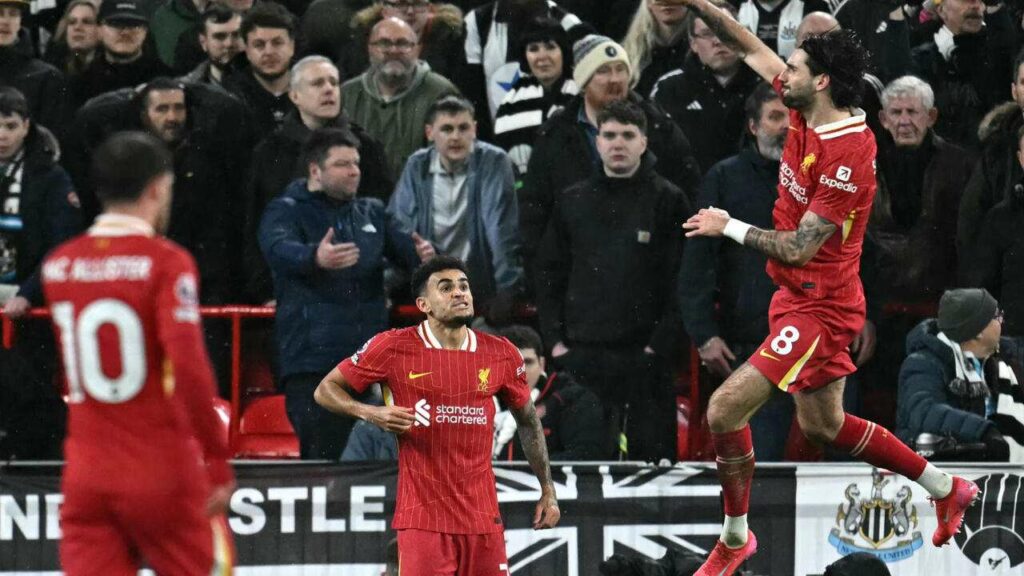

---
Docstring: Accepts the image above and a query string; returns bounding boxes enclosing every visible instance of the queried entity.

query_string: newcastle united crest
[828,468,924,563]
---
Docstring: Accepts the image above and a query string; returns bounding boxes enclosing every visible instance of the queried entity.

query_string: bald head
[370,16,419,45]
[796,12,840,46]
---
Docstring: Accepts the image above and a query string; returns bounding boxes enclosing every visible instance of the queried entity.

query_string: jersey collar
[88,214,155,237]
[813,111,867,140]
[417,320,477,352]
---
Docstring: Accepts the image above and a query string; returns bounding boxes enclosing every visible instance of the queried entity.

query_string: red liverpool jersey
[41,215,232,496]
[339,320,531,534]
[768,75,877,302]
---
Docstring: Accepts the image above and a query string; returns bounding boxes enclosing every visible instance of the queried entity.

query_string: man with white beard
[678,82,801,461]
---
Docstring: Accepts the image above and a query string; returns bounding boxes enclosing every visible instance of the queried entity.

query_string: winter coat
[535,152,691,355]
[388,141,523,300]
[150,0,201,69]
[963,179,1024,336]
[679,146,777,348]
[341,61,460,179]
[8,126,82,304]
[245,111,393,302]
[633,38,690,101]
[340,2,465,81]
[492,74,577,177]
[870,131,973,301]
[834,0,913,83]
[908,10,1017,148]
[896,319,997,445]
[0,38,70,138]
[259,179,422,378]
[223,69,297,142]
[70,49,173,109]
[520,93,701,263]
[957,101,1023,255]
[651,54,761,174]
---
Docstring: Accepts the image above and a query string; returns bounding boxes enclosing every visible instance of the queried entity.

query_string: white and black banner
[0,462,797,575]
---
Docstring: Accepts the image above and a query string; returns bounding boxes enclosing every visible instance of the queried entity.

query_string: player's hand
[698,336,736,378]
[533,491,560,530]
[1,296,30,319]
[315,228,361,270]
[206,481,235,516]
[411,232,436,263]
[683,208,730,238]
[551,341,570,358]
[850,320,877,367]
[367,405,416,434]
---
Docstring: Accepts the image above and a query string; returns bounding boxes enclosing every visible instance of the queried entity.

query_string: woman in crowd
[621,0,690,97]
[492,16,577,178]
[43,0,99,79]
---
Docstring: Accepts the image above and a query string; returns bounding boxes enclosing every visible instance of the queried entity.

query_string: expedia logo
[819,173,858,193]
[954,473,1024,569]
[828,468,924,563]
[413,399,488,427]
[414,399,431,427]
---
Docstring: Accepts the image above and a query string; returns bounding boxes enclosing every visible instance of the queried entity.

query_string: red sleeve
[772,73,783,97]
[338,332,394,393]
[155,249,233,487]
[808,145,875,227]
[498,340,531,410]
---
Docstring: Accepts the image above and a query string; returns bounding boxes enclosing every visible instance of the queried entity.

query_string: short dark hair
[799,29,870,109]
[515,16,571,77]
[596,99,647,133]
[1014,47,1024,82]
[426,95,475,124]
[200,3,237,34]
[301,127,360,168]
[410,255,469,297]
[0,86,29,120]
[137,76,186,108]
[499,325,543,355]
[745,81,781,124]
[91,132,173,206]
[240,1,295,42]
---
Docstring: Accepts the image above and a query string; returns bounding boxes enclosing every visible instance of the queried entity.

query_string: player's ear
[414,294,430,315]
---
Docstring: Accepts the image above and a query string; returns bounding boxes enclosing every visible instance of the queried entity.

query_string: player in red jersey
[41,132,235,575]
[314,255,560,575]
[670,2,980,574]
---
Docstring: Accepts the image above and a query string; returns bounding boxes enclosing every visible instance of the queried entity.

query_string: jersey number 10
[52,299,147,404]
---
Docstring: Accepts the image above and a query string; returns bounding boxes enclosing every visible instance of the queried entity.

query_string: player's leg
[396,528,458,575]
[795,376,980,546]
[119,492,233,575]
[455,531,510,576]
[60,489,137,576]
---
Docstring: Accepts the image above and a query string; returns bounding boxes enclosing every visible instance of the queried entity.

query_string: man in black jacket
[492,325,604,461]
[535,100,691,462]
[245,55,392,303]
[0,0,70,138]
[520,34,701,272]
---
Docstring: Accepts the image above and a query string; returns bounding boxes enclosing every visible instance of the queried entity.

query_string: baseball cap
[98,0,148,25]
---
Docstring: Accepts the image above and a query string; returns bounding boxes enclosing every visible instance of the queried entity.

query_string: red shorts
[748,289,864,393]
[60,483,234,576]
[397,528,509,576]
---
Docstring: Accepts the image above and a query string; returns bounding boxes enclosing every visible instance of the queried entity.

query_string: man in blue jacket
[388,95,523,324]
[259,127,433,459]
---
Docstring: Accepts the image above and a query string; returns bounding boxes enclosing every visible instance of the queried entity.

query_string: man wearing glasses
[341,16,459,179]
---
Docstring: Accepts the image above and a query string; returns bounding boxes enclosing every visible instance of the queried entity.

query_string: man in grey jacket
[388,95,522,324]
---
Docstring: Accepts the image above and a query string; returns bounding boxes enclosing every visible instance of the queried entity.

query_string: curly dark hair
[799,29,870,109]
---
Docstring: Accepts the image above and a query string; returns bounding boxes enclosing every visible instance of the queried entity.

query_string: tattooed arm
[666,0,785,83]
[510,400,561,529]
[684,208,837,266]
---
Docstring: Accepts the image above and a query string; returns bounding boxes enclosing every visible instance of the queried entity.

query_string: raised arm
[667,0,785,83]
[509,400,561,530]
[684,208,837,267]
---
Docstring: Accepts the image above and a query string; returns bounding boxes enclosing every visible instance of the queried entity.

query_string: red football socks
[713,426,755,517]
[831,414,927,480]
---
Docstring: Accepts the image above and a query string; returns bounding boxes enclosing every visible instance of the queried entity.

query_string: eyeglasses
[369,39,417,51]
[381,0,430,12]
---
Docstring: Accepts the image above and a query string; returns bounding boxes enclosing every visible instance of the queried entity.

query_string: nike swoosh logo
[408,371,432,380]
[759,349,780,361]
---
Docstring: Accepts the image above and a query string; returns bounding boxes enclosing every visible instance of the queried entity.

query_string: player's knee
[707,390,741,433]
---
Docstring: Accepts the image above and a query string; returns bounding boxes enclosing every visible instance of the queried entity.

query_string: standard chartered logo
[414,399,431,427]
[413,399,488,427]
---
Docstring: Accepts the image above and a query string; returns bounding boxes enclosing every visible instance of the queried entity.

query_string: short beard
[781,91,812,112]
[449,312,474,327]
[756,132,785,161]
[253,66,287,82]
[371,61,414,88]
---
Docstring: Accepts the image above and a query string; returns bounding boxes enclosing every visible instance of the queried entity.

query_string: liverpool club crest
[828,468,924,563]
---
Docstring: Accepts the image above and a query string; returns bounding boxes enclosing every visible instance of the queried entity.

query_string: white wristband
[722,218,752,244]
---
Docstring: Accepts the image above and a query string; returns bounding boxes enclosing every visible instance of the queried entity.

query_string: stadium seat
[232,394,300,459]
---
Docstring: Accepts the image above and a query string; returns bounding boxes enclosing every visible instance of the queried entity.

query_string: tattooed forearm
[511,401,555,492]
[744,212,837,266]
[698,7,746,54]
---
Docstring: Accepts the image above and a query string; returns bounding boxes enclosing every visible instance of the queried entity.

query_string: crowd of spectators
[2,0,1024,464]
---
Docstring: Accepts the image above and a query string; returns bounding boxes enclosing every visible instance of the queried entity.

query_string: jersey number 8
[53,299,147,404]
[771,326,801,356]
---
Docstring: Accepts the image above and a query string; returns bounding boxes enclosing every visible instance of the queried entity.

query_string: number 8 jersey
[41,214,232,494]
